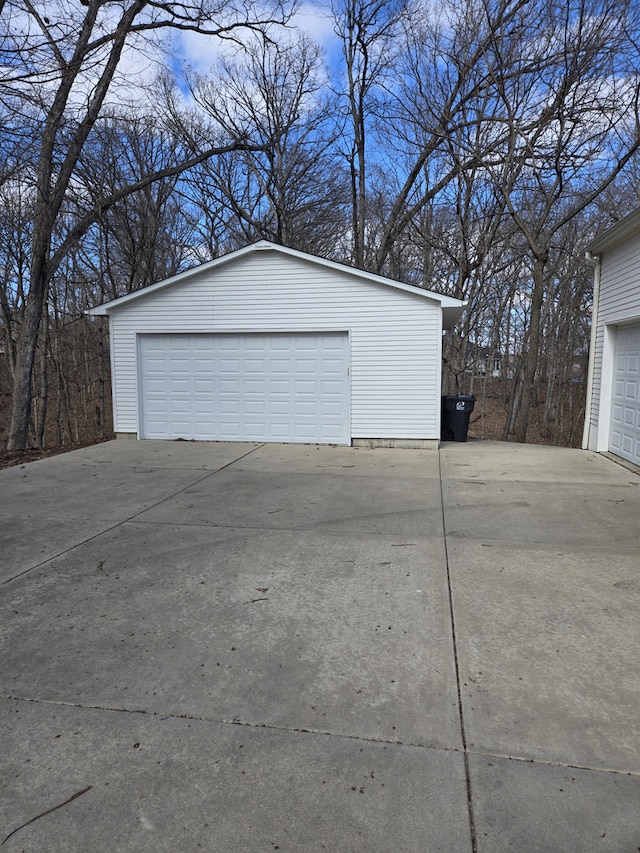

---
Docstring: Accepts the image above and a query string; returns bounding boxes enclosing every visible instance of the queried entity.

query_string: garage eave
[442,304,466,330]
[586,207,640,255]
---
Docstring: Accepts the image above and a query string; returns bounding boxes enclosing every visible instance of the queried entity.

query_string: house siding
[107,252,442,441]
[587,236,640,449]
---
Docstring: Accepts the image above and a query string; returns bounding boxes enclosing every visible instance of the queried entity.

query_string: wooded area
[2,0,640,452]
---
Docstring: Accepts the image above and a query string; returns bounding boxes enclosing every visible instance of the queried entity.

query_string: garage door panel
[322,377,345,391]
[270,338,291,352]
[193,360,214,373]
[609,324,640,466]
[145,356,167,368]
[217,399,241,415]
[295,391,317,402]
[139,333,349,444]
[270,427,293,440]
[243,425,266,439]
[170,355,190,367]
[295,404,316,417]
[269,362,290,376]
[297,357,316,370]
[172,402,192,417]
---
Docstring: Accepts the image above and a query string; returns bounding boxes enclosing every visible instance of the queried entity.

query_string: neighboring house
[464,345,504,378]
[583,208,640,467]
[89,241,465,447]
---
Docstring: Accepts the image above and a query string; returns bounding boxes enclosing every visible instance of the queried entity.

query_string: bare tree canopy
[2,0,640,451]
[1,0,293,450]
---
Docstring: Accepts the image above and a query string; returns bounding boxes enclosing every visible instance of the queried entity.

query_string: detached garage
[583,209,640,467]
[89,242,464,447]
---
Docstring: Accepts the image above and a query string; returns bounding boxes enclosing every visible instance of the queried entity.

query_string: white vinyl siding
[139,332,349,444]
[107,252,442,441]
[586,235,640,454]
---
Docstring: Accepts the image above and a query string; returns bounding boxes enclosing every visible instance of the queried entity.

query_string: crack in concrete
[1,692,461,751]
[6,693,634,779]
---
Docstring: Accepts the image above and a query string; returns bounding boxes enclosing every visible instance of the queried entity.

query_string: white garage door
[139,332,350,444]
[610,323,640,466]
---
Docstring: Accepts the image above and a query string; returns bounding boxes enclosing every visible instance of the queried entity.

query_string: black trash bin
[441,394,475,442]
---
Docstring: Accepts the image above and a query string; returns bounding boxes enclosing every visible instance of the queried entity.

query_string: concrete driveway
[0,440,638,851]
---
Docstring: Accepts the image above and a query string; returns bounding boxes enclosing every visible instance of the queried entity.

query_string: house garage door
[610,324,640,466]
[139,333,350,444]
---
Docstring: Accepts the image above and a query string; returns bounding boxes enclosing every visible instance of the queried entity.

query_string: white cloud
[172,1,342,78]
[171,29,231,78]
[292,1,340,56]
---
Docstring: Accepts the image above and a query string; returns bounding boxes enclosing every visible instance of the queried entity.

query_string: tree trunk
[503,377,522,440]
[35,307,49,448]
[6,265,47,450]
[515,255,546,443]
[0,281,16,378]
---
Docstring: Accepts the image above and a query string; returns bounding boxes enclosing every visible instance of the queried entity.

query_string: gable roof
[88,241,466,329]
[586,207,640,254]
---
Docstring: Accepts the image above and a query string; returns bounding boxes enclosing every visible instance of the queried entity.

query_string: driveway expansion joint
[439,450,477,853]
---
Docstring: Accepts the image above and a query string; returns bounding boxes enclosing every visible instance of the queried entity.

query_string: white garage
[584,209,640,467]
[89,241,465,447]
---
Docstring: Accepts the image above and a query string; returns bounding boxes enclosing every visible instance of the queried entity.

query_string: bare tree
[188,33,348,256]
[78,116,196,297]
[483,0,640,441]
[0,179,33,380]
[2,0,292,450]
[368,0,534,275]
[331,0,406,268]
